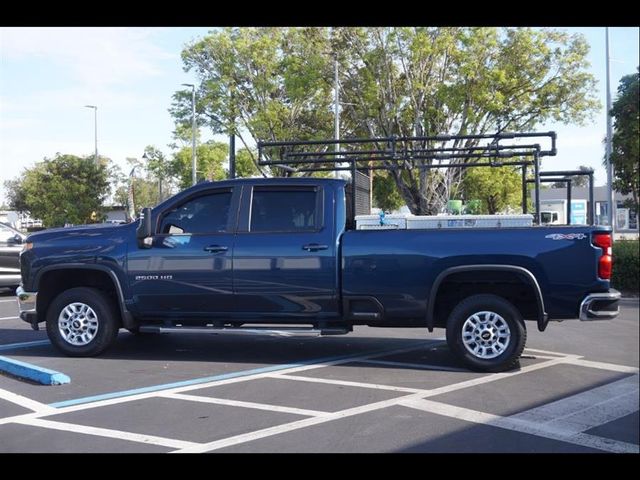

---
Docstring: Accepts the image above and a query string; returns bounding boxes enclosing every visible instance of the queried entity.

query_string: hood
[26,222,136,243]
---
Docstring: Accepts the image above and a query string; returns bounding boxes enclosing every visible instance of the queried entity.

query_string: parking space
[0,288,638,453]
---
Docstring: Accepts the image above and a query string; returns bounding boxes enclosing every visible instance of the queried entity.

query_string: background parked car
[0,222,26,289]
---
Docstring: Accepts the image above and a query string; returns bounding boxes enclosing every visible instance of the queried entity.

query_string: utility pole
[605,27,615,232]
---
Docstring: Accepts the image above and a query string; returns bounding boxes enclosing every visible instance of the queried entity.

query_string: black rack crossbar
[524,169,595,225]
[257,132,559,225]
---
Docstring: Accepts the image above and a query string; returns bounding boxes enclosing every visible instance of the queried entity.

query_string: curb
[0,355,70,385]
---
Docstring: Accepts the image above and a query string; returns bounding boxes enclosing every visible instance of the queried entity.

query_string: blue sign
[570,200,587,225]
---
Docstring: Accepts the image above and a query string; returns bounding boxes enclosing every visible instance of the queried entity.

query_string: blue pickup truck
[16,177,620,372]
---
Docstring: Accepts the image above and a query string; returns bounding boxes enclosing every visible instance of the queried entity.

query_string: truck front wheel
[46,287,119,357]
[446,294,526,373]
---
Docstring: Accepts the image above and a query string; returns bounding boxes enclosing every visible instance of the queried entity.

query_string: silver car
[0,222,25,288]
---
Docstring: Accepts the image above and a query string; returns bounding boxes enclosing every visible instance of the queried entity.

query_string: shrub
[612,240,639,295]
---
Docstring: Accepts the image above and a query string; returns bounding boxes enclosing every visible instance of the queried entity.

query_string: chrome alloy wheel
[461,311,511,359]
[58,302,99,346]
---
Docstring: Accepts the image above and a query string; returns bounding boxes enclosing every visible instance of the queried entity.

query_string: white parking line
[359,359,468,372]
[174,356,572,453]
[561,357,640,374]
[162,392,329,417]
[16,418,200,450]
[0,299,17,304]
[399,397,639,454]
[510,375,639,434]
[0,316,18,321]
[43,343,438,416]
[271,374,424,393]
[173,391,427,453]
[0,388,57,415]
[1,343,636,454]
[524,347,575,357]
[421,355,579,398]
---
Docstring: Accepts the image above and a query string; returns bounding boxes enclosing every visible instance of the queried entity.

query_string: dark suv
[0,222,25,288]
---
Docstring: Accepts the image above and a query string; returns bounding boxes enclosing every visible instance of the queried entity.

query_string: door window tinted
[159,192,232,234]
[250,190,317,232]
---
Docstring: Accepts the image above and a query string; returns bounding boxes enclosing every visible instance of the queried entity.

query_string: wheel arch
[35,265,134,328]
[427,264,547,332]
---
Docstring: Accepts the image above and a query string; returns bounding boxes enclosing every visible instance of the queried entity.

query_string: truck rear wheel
[46,287,119,357]
[446,294,526,372]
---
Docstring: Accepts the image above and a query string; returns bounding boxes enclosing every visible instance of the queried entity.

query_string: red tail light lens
[593,233,613,280]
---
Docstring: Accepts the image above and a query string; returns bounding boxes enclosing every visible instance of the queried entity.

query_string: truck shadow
[3,332,475,372]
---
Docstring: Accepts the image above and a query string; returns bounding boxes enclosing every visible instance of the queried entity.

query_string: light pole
[333,55,340,179]
[605,28,615,232]
[84,105,98,165]
[182,84,197,186]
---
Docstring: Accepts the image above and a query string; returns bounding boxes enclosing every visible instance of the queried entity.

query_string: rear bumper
[579,289,621,321]
[16,286,38,326]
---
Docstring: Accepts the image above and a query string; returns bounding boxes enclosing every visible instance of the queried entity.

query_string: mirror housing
[136,207,153,248]
[7,234,23,245]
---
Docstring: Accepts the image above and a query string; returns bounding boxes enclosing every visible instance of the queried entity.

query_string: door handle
[302,243,328,252]
[204,245,228,253]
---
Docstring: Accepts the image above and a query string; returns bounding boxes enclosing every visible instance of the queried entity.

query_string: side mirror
[7,234,23,245]
[136,207,153,248]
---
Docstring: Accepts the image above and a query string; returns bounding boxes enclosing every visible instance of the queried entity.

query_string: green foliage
[171,141,228,190]
[462,166,523,214]
[7,154,110,227]
[335,27,598,214]
[372,172,405,212]
[172,27,597,213]
[611,240,639,294]
[235,148,260,178]
[172,27,334,177]
[609,68,639,214]
[3,178,28,212]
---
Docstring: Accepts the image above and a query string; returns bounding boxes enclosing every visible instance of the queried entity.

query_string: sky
[0,27,638,205]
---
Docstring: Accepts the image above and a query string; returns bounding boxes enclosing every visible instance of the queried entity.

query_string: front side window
[250,189,317,233]
[159,191,232,235]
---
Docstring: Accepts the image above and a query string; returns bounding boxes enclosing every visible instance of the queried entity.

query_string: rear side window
[159,191,232,235]
[250,189,317,232]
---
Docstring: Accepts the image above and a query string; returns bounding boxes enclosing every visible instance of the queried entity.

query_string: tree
[372,172,406,212]
[171,141,228,190]
[3,178,28,212]
[172,27,597,214]
[462,166,523,214]
[143,145,174,203]
[171,28,335,177]
[235,148,260,178]
[551,165,592,188]
[609,68,639,213]
[334,27,598,214]
[5,154,110,227]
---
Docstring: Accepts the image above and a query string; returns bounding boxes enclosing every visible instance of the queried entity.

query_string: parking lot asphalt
[0,288,638,453]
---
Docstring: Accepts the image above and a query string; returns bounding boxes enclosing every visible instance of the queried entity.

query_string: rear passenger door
[233,185,338,320]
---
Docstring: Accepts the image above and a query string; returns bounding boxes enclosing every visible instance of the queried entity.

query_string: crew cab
[17,178,620,372]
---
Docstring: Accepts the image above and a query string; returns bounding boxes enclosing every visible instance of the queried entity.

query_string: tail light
[593,233,613,280]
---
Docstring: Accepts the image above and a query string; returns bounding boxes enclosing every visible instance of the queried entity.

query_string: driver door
[127,187,240,318]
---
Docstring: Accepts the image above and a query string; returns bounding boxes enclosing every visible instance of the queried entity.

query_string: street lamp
[181,84,197,186]
[84,105,98,165]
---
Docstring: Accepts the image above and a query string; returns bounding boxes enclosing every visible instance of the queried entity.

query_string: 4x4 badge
[545,233,587,240]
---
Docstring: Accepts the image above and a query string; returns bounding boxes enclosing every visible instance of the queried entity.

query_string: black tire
[446,294,526,373]
[46,287,119,357]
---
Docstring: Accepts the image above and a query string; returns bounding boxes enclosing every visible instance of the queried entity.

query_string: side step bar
[138,325,350,337]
